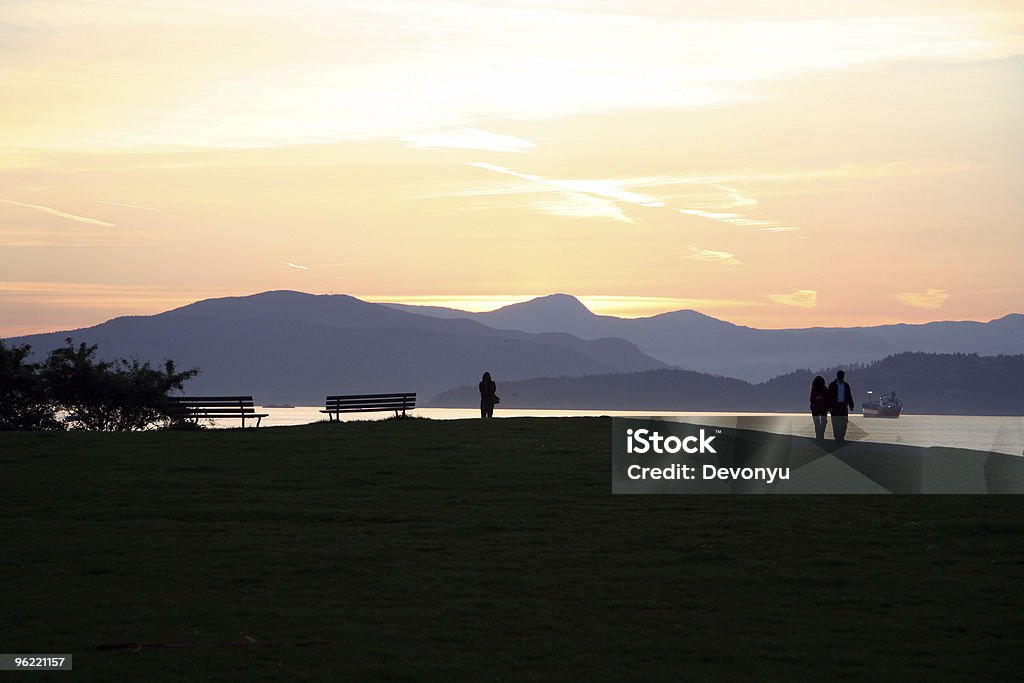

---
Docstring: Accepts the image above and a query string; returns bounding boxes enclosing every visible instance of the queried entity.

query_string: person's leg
[835,415,848,442]
[480,402,486,419]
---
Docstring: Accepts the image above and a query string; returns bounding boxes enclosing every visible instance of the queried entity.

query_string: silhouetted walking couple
[479,371,499,418]
[809,370,854,443]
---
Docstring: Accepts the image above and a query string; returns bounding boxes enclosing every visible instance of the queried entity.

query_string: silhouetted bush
[0,341,61,431]
[40,339,200,431]
[0,338,199,431]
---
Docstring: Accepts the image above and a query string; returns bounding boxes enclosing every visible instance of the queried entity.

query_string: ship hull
[862,406,902,418]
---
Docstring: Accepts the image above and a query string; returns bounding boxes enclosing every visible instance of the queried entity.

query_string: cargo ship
[862,390,903,418]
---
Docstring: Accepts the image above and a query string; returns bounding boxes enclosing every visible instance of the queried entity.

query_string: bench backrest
[324,393,416,413]
[168,395,259,417]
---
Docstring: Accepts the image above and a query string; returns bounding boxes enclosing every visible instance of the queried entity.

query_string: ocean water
[211,407,1024,456]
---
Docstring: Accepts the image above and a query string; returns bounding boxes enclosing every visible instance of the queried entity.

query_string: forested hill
[428,353,1024,415]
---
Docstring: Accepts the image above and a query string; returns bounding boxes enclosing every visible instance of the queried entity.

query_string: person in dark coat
[827,370,855,442]
[479,371,497,419]
[809,375,829,441]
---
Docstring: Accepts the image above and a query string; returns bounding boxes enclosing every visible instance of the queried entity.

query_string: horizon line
[2,287,1021,339]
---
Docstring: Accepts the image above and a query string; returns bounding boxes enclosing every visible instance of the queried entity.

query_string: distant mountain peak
[496,293,594,316]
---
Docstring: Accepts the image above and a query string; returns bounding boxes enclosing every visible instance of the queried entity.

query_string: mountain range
[428,352,1024,416]
[7,290,1022,409]
[388,294,1024,381]
[8,291,664,404]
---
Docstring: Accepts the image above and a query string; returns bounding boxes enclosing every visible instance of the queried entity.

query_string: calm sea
[214,407,1024,456]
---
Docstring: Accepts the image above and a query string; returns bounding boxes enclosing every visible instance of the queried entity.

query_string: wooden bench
[321,393,416,421]
[168,395,269,428]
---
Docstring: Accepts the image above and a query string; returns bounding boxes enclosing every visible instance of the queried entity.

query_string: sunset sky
[2,0,1023,336]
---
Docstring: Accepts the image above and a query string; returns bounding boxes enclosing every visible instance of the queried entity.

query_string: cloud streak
[465,162,667,224]
[688,246,743,266]
[96,200,161,211]
[895,288,950,309]
[1,199,115,227]
[767,289,818,308]
[459,163,793,230]
[470,162,665,205]
[678,208,783,229]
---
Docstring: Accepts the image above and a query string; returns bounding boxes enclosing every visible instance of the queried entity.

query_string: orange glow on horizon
[2,284,1020,338]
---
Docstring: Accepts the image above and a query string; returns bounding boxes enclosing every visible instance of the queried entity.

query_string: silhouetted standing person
[809,375,829,441]
[827,370,855,443]
[479,371,497,419]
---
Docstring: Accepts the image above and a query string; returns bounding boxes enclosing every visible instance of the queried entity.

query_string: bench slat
[323,395,411,401]
[168,401,258,405]
[323,401,411,405]
[322,392,416,419]
[169,396,254,402]
[325,398,414,407]
[168,395,267,427]
[326,395,414,401]
[322,406,411,411]
[171,408,263,415]
[323,409,411,413]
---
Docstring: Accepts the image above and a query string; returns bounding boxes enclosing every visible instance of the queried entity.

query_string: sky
[2,0,1023,336]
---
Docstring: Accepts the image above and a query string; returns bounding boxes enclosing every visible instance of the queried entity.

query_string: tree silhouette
[0,340,60,431]
[37,338,200,431]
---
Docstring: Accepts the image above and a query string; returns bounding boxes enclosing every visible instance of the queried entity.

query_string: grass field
[2,417,1022,681]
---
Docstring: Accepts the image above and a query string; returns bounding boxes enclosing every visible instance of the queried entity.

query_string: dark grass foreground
[1,417,1021,681]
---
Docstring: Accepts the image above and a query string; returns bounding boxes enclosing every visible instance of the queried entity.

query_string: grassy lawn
[1,417,1021,681]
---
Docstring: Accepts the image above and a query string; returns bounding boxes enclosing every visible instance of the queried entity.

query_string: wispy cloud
[767,289,818,308]
[639,161,972,231]
[1,199,115,227]
[657,181,793,230]
[284,261,346,271]
[529,191,634,224]
[416,159,969,230]
[96,200,160,211]
[399,128,536,153]
[895,288,950,309]
[439,171,765,227]
[464,162,667,224]
[470,162,664,207]
[678,208,783,228]
[688,246,743,266]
